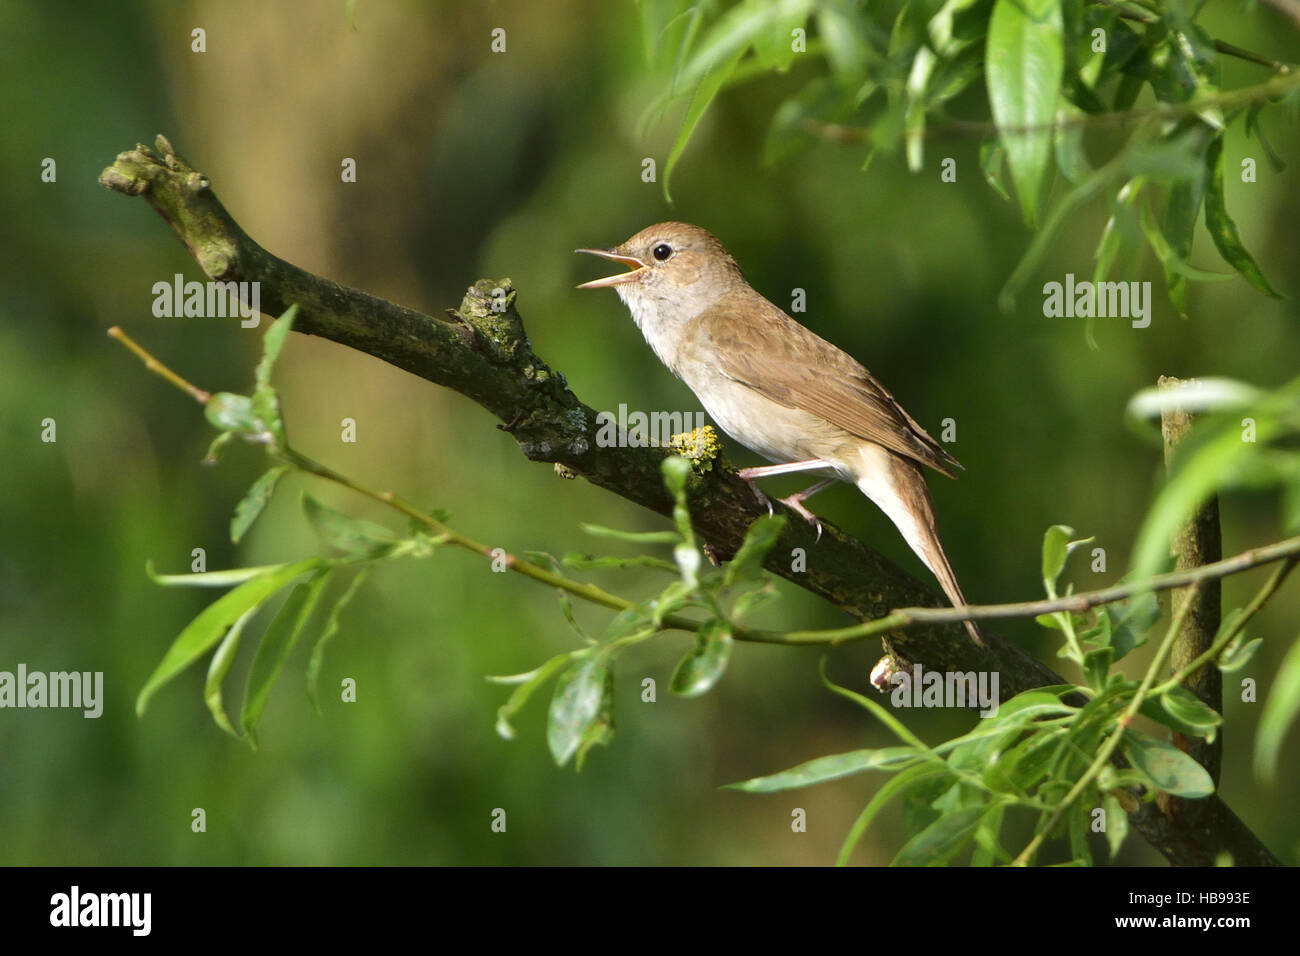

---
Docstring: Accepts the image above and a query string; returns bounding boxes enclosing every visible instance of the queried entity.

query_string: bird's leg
[776,478,837,542]
[734,459,831,522]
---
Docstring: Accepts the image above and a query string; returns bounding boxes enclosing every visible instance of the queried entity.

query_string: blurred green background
[1,0,1297,865]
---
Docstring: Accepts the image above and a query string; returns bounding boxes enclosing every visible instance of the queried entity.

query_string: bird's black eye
[652,243,673,261]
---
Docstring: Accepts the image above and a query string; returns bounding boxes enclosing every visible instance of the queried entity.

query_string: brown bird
[577,222,981,646]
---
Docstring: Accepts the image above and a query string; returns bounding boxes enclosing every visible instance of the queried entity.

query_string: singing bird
[577,222,981,646]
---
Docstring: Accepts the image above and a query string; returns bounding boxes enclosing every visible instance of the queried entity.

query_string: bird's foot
[735,468,775,515]
[776,493,824,542]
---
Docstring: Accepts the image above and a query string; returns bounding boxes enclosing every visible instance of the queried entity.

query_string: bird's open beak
[575,248,648,289]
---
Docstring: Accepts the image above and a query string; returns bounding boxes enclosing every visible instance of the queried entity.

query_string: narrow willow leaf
[578,523,681,544]
[574,668,616,771]
[1093,176,1144,291]
[1068,804,1094,867]
[1130,414,1281,582]
[664,46,746,203]
[980,134,1012,201]
[1120,728,1214,798]
[306,568,370,714]
[1102,791,1128,860]
[136,557,331,716]
[521,551,588,639]
[986,0,1064,226]
[1041,524,1090,593]
[240,569,333,746]
[723,514,785,587]
[1204,136,1284,299]
[892,805,988,866]
[1155,127,1212,316]
[1158,685,1222,738]
[816,0,873,77]
[302,493,399,557]
[670,618,734,697]
[904,46,936,172]
[748,0,813,71]
[547,651,614,766]
[1054,98,1091,185]
[231,465,291,544]
[838,765,948,866]
[204,606,257,738]
[1217,636,1262,673]
[491,652,574,740]
[255,304,298,391]
[562,553,679,573]
[1083,646,1114,693]
[1109,591,1159,662]
[728,746,918,793]
[971,803,1010,867]
[146,560,287,588]
[1254,633,1300,785]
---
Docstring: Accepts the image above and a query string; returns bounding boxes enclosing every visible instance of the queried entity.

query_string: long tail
[853,446,983,647]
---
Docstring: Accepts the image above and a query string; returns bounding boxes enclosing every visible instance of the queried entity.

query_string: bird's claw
[777,494,824,542]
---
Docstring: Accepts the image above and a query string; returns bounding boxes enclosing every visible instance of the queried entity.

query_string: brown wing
[697,294,962,477]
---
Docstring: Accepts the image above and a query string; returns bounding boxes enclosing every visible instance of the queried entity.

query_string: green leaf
[136,557,330,716]
[204,392,257,433]
[204,606,257,739]
[816,0,873,78]
[1130,411,1282,582]
[904,46,937,173]
[838,765,948,866]
[490,652,574,740]
[1255,633,1300,785]
[146,561,286,587]
[980,134,1012,201]
[723,514,785,587]
[985,0,1064,226]
[1092,176,1144,293]
[240,569,333,746]
[1108,591,1159,661]
[245,304,297,449]
[727,746,918,793]
[670,618,734,697]
[664,45,747,203]
[971,803,1010,866]
[892,805,988,866]
[1101,791,1129,861]
[1204,136,1284,299]
[1217,635,1262,673]
[1153,128,1212,316]
[1054,98,1091,185]
[1041,524,1090,594]
[748,0,813,71]
[1068,803,1094,867]
[524,551,589,639]
[578,523,681,544]
[547,651,614,767]
[764,78,851,167]
[1120,728,1215,798]
[302,494,399,557]
[231,465,291,544]
[1158,685,1222,739]
[255,304,297,391]
[575,667,616,771]
[1083,645,1114,693]
[562,552,679,573]
[306,568,369,714]
[731,579,777,619]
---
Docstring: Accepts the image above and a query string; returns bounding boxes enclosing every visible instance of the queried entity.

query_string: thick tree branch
[99,135,1280,866]
[1159,376,1224,794]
